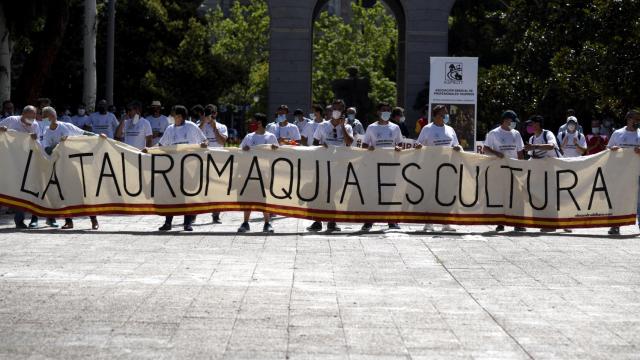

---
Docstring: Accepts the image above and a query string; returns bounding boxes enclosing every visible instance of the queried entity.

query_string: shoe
[540,228,556,233]
[442,225,456,232]
[263,222,274,233]
[326,222,341,232]
[306,221,322,232]
[608,227,620,235]
[237,222,250,233]
[423,224,434,231]
[361,223,373,232]
[61,220,74,230]
[514,227,526,232]
[495,225,505,232]
[15,222,27,229]
[28,220,38,228]
[46,219,58,228]
[212,213,222,224]
[184,225,193,231]
[91,218,99,230]
[388,223,400,230]
[158,223,172,231]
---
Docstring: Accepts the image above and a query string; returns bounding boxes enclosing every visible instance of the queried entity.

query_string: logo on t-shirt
[445,63,463,84]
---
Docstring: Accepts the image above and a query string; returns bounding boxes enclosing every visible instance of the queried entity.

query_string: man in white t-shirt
[346,107,365,135]
[70,104,90,130]
[301,104,325,146]
[557,115,584,137]
[607,110,640,235]
[266,104,301,144]
[41,106,102,230]
[238,113,279,234]
[483,110,526,232]
[0,106,41,228]
[306,99,353,233]
[199,104,228,224]
[88,99,120,139]
[116,101,153,150]
[147,100,170,146]
[293,108,312,136]
[144,105,208,232]
[557,117,587,158]
[360,102,404,232]
[416,104,463,232]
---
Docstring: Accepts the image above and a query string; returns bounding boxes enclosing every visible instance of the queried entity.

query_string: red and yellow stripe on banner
[0,194,634,229]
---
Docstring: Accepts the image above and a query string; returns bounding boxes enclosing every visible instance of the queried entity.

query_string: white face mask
[443,114,450,124]
[509,122,517,130]
[78,109,86,116]
[41,119,50,128]
[567,124,576,132]
[399,116,406,123]
[132,114,140,125]
[347,114,355,122]
[23,117,34,125]
[592,127,600,135]
[332,110,342,120]
[309,113,315,121]
[277,114,287,123]
[380,112,391,121]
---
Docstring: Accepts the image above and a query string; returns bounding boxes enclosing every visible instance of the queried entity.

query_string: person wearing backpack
[558,117,587,157]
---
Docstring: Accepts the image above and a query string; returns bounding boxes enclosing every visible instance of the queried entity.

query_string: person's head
[150,100,162,116]
[277,104,289,116]
[501,110,519,130]
[625,110,640,129]
[311,105,323,121]
[566,116,578,133]
[191,105,204,120]
[331,99,346,120]
[432,104,448,124]
[391,107,405,123]
[126,101,142,118]
[253,113,268,130]
[526,115,544,134]
[2,100,14,115]
[293,109,304,122]
[377,102,392,122]
[171,105,189,125]
[591,119,601,135]
[205,104,218,119]
[76,103,86,116]
[21,105,37,125]
[42,106,57,124]
[96,99,108,114]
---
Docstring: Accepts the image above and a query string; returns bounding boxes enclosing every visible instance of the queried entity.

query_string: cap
[501,110,519,122]
[566,116,578,123]
[293,108,304,116]
[151,100,162,107]
[277,104,289,111]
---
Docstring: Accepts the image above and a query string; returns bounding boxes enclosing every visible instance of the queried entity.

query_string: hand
[573,137,579,145]
[242,145,250,151]
[99,133,108,139]
[524,144,534,151]
[60,136,68,142]
[142,148,149,153]
[394,145,402,152]
[30,133,37,140]
[200,141,208,148]
[0,126,7,132]
[453,145,463,152]
[562,136,569,146]
[415,144,423,149]
[271,144,278,150]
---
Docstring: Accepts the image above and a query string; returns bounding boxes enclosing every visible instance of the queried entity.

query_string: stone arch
[268,0,455,131]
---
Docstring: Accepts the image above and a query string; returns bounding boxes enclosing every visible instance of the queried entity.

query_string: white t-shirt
[158,122,206,146]
[363,121,403,148]
[0,116,40,135]
[266,122,301,141]
[89,112,120,139]
[42,122,84,149]
[608,128,640,149]
[123,117,153,150]
[240,131,279,148]
[200,122,228,148]
[417,122,460,147]
[147,115,170,145]
[484,126,524,159]
[557,131,587,158]
[302,121,325,146]
[313,121,353,147]
[295,118,312,135]
[528,130,560,159]
[69,115,90,129]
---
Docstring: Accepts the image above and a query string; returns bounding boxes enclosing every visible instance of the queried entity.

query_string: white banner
[0,132,638,229]
[429,57,479,151]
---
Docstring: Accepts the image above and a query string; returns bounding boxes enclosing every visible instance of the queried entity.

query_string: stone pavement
[0,212,639,359]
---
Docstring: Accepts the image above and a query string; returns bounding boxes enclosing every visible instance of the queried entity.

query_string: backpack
[530,130,563,158]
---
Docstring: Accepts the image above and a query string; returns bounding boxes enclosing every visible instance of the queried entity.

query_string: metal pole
[106,0,116,106]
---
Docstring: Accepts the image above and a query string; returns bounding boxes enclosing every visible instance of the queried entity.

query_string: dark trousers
[165,215,194,226]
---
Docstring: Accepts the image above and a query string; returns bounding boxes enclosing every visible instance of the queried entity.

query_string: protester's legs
[237,211,251,232]
[262,212,273,233]
[29,215,38,227]
[14,210,25,226]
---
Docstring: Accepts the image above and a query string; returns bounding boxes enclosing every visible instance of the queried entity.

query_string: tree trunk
[13,0,70,106]
[83,0,97,111]
[0,4,12,103]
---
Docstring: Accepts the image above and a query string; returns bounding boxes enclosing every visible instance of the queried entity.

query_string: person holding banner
[0,106,42,229]
[416,104,462,232]
[199,104,228,224]
[361,102,404,232]
[116,101,153,150]
[307,99,354,233]
[88,100,120,140]
[237,113,279,234]
[266,105,301,145]
[144,105,208,232]
[483,110,526,232]
[606,110,640,235]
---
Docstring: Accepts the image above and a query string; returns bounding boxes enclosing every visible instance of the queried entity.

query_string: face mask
[78,109,86,116]
[567,124,576,132]
[332,110,342,120]
[380,112,391,121]
[526,125,535,134]
[41,119,50,129]
[347,114,355,122]
[309,113,315,121]
[295,116,302,122]
[23,117,34,125]
[132,114,140,125]
[443,114,450,124]
[277,114,287,123]
[592,127,600,135]
[509,122,517,130]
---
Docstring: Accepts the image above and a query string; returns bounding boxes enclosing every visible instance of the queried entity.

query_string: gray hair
[42,106,57,118]
[22,105,37,114]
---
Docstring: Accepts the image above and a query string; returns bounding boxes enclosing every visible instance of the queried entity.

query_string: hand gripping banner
[0,132,638,229]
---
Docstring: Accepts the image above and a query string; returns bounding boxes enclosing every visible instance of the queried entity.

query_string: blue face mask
[443,114,450,124]
[277,114,287,123]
